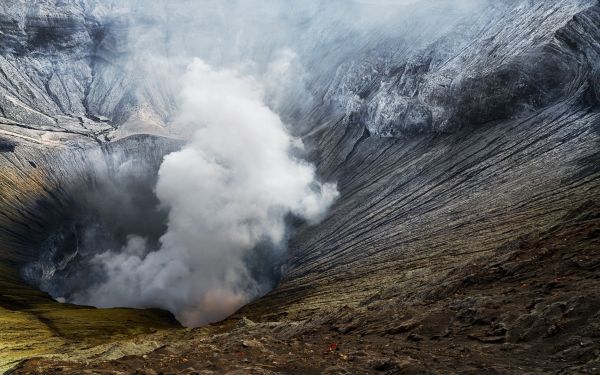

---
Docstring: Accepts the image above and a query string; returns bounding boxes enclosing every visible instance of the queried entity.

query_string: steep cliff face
[0,0,179,144]
[242,0,600,330]
[0,1,105,129]
[320,0,598,135]
[278,1,600,304]
[1,0,600,374]
[0,135,183,372]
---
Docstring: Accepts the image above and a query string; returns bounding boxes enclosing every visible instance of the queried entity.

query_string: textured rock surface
[0,0,177,142]
[0,0,599,374]
[321,0,598,136]
[241,0,600,347]
[13,202,600,373]
[0,135,183,372]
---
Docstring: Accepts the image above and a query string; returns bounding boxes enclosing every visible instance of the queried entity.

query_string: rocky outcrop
[322,0,599,136]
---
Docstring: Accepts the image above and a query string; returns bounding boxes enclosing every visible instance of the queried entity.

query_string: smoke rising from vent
[71,59,338,326]
[23,0,493,327]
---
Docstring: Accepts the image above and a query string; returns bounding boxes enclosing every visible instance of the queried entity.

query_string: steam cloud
[74,59,338,326]
[24,0,491,327]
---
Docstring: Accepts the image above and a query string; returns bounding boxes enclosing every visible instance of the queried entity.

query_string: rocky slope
[0,135,183,372]
[14,201,600,373]
[247,0,600,320]
[1,0,600,374]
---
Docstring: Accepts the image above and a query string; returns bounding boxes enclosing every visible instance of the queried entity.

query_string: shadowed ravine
[1,0,600,374]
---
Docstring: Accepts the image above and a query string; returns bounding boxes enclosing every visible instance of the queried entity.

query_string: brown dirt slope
[12,201,600,374]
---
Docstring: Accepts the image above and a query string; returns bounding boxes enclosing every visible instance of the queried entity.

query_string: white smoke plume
[75,59,338,326]
[27,0,491,327]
